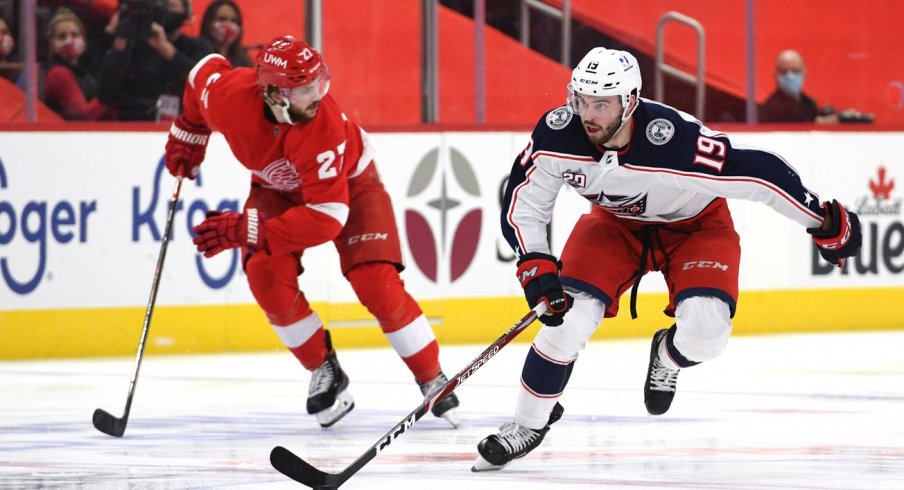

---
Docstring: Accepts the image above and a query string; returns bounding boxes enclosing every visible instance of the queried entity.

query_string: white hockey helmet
[568,47,642,123]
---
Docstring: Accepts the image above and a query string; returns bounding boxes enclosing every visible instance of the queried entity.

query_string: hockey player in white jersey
[472,47,862,471]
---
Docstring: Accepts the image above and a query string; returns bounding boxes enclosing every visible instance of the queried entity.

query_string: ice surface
[2,331,902,489]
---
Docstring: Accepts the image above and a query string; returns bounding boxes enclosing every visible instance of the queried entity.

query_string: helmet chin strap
[620,93,638,124]
[263,89,298,125]
[609,93,638,139]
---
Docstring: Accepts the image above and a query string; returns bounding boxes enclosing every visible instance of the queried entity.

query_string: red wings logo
[869,166,895,200]
[251,158,301,191]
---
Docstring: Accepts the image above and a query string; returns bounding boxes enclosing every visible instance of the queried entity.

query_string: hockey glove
[806,199,862,267]
[165,115,211,180]
[192,209,268,258]
[516,252,573,326]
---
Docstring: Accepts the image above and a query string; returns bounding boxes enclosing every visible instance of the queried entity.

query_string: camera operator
[98,0,212,121]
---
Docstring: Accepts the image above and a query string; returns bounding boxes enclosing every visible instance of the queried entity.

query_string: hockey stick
[270,302,549,489]
[93,177,183,437]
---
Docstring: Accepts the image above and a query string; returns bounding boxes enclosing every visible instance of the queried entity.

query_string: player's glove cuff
[806,200,862,266]
[516,252,561,288]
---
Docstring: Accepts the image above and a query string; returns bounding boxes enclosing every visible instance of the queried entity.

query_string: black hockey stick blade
[92,408,127,437]
[271,446,339,489]
[91,178,183,438]
[270,303,548,488]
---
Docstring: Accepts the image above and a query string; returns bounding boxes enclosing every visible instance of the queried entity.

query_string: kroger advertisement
[0,129,902,356]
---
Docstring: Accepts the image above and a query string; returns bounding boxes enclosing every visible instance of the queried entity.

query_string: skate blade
[471,454,506,472]
[316,390,354,428]
[439,408,460,429]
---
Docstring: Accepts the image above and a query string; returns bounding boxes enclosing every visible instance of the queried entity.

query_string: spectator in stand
[97,0,212,121]
[0,15,18,82]
[42,8,113,120]
[759,49,837,124]
[200,0,251,67]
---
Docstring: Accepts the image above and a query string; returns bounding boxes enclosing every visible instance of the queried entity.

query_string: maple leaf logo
[868,166,895,201]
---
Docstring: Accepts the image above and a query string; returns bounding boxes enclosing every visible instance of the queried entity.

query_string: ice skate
[644,328,679,415]
[307,336,355,428]
[418,372,461,428]
[471,402,564,472]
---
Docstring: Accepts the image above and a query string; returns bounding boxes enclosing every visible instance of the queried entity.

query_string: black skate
[306,332,354,428]
[418,372,461,428]
[644,328,679,415]
[471,402,564,472]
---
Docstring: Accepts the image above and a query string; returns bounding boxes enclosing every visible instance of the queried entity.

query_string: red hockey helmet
[256,35,330,103]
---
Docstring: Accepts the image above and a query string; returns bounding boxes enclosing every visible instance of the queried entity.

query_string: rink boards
[1,128,902,358]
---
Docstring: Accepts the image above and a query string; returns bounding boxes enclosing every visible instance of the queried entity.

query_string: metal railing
[654,11,706,120]
[520,0,572,67]
[3,1,769,125]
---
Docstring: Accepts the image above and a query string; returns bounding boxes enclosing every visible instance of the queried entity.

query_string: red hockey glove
[516,252,573,326]
[164,115,211,179]
[192,209,268,258]
[806,200,862,267]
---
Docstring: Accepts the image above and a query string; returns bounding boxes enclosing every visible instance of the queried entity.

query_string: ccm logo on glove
[516,252,573,327]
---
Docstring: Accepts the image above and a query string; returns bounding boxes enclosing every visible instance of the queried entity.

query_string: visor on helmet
[277,67,330,105]
[567,91,623,116]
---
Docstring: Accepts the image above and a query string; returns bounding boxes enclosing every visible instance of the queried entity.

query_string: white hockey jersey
[501,98,827,256]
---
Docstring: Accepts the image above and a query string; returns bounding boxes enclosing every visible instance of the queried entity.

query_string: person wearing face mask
[42,8,113,120]
[97,0,212,121]
[200,0,250,67]
[759,49,837,124]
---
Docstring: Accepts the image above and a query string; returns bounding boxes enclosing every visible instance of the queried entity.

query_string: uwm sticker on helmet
[262,53,287,68]
[256,35,324,88]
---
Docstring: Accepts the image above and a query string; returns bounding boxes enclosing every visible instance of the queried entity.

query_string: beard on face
[288,100,320,123]
[585,116,623,147]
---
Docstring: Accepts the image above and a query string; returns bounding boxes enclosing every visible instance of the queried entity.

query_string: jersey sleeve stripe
[188,53,228,89]
[348,127,375,179]
[505,166,538,252]
[622,164,822,221]
[531,151,597,164]
[306,202,350,227]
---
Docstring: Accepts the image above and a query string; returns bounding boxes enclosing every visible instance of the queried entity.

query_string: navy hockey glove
[516,252,573,326]
[806,200,862,267]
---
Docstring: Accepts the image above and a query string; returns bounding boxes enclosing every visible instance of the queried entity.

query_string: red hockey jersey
[181,54,373,252]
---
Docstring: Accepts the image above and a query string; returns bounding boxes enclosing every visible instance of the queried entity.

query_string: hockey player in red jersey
[472,47,862,471]
[163,35,459,428]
